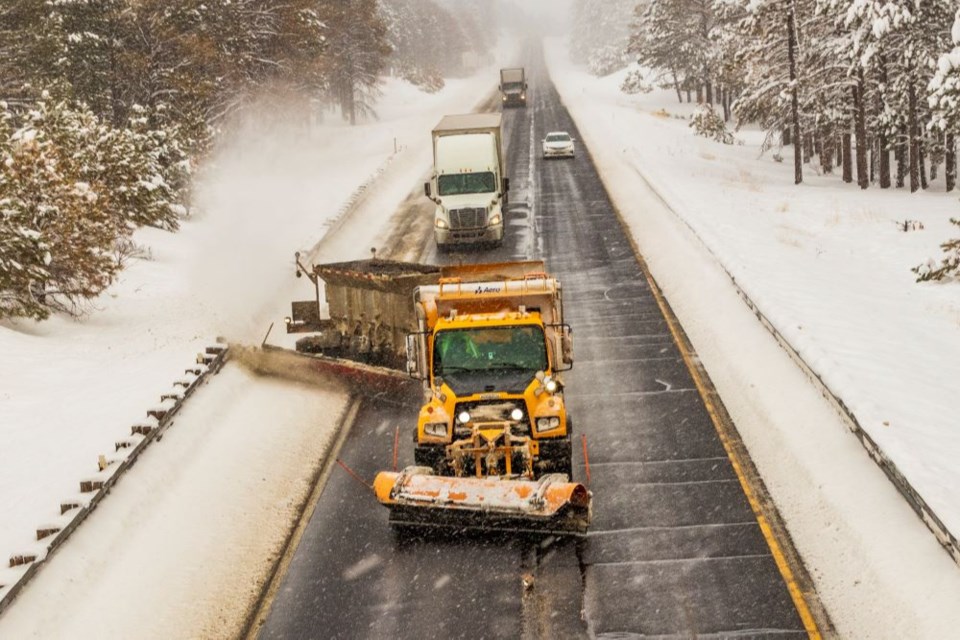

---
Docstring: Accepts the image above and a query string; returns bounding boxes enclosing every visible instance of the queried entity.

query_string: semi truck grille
[449,207,486,229]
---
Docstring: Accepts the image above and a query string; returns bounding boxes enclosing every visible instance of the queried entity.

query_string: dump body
[499,68,527,107]
[426,114,508,248]
[286,258,440,369]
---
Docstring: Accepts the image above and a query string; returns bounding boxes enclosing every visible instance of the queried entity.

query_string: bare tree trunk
[787,5,803,184]
[842,131,853,183]
[721,87,730,121]
[783,126,792,146]
[671,71,683,103]
[854,72,868,189]
[705,80,713,104]
[879,134,891,188]
[686,87,691,103]
[804,135,814,164]
[919,138,928,189]
[821,134,834,174]
[947,133,956,192]
[896,130,907,188]
[909,80,919,192]
[877,54,891,188]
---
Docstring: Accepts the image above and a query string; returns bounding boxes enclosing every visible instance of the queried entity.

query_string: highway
[254,44,822,639]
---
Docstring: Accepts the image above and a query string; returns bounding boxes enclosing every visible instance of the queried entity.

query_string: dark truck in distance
[499,68,527,107]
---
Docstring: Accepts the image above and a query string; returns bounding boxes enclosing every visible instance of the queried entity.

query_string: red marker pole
[580,434,592,487]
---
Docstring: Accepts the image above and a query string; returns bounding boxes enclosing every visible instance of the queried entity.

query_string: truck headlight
[543,376,558,393]
[424,422,448,437]
[457,411,471,424]
[435,217,448,229]
[510,408,524,421]
[489,212,502,226]
[535,416,561,432]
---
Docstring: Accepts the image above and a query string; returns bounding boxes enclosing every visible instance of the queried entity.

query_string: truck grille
[454,400,529,436]
[449,207,486,229]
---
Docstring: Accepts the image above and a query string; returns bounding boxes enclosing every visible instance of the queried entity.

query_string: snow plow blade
[374,467,592,537]
[231,344,418,396]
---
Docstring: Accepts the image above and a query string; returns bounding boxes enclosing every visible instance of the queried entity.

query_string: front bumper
[543,147,574,158]
[435,221,504,246]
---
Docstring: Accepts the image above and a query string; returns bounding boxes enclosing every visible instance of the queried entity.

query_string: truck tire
[537,436,573,479]
[414,444,446,474]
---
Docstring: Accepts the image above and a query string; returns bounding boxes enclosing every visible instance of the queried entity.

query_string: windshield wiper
[485,363,537,371]
[440,366,482,373]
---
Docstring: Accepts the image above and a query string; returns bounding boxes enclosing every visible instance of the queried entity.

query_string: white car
[542,131,575,159]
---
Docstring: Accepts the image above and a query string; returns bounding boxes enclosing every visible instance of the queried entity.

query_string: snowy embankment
[0,66,498,636]
[543,40,960,638]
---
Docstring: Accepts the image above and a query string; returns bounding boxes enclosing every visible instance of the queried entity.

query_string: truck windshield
[502,82,523,92]
[438,172,496,196]
[433,326,548,382]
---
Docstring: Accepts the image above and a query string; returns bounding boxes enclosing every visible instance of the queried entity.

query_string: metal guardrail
[0,345,229,615]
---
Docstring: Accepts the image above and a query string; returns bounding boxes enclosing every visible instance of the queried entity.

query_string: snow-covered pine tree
[1,98,127,319]
[379,0,460,92]
[731,0,817,183]
[629,0,724,102]
[321,0,391,124]
[0,101,51,320]
[928,8,960,192]
[571,0,635,75]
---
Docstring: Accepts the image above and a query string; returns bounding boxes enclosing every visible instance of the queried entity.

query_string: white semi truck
[499,68,527,107]
[424,113,509,250]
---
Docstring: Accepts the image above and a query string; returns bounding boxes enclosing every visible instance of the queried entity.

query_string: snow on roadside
[0,70,500,580]
[542,41,960,541]
[542,39,960,638]
[0,367,348,640]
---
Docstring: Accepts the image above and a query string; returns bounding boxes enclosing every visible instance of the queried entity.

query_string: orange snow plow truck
[280,257,591,536]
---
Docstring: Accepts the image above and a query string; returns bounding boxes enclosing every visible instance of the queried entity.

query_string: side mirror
[406,333,423,379]
[424,181,431,198]
[502,177,510,193]
[561,326,573,366]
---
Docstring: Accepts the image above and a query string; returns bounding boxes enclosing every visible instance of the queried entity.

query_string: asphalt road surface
[256,45,818,639]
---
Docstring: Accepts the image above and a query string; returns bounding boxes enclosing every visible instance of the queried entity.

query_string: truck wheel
[556,441,573,479]
[414,445,446,474]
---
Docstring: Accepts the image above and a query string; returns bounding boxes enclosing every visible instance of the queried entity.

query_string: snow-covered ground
[543,39,960,638]
[6,30,960,636]
[0,66,501,635]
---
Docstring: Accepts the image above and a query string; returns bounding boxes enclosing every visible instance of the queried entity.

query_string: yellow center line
[634,251,822,639]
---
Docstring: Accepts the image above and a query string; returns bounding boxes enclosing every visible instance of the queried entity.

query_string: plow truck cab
[404,261,575,479]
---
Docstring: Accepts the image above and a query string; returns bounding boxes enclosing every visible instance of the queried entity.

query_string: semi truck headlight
[544,377,558,393]
[435,218,448,229]
[535,416,561,432]
[424,422,448,437]
[457,411,471,424]
[510,408,524,421]
[489,212,502,225]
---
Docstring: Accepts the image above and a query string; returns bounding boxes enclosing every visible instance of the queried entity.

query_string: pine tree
[571,0,635,75]
[321,0,390,124]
